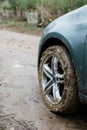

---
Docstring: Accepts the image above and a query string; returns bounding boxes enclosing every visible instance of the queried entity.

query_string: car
[38,5,87,114]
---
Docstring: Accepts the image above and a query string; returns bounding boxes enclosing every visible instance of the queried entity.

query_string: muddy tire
[38,46,78,114]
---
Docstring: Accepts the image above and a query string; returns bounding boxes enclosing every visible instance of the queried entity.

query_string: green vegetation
[1,0,87,26]
[8,0,39,10]
[7,0,87,15]
[2,0,87,12]
[73,0,87,8]
[2,0,87,16]
[2,1,12,10]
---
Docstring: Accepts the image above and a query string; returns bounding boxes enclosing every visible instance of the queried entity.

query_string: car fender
[38,5,87,95]
[38,29,86,93]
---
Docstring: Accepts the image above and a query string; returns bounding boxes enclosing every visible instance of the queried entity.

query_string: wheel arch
[38,32,80,88]
[38,36,79,87]
[38,37,75,68]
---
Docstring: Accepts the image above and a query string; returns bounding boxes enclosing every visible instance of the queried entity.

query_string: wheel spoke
[53,83,56,101]
[43,64,53,79]
[56,84,61,102]
[56,73,64,79]
[44,79,53,93]
[51,57,58,75]
[45,83,53,95]
[53,83,61,101]
[56,73,64,84]
[42,55,64,104]
[58,80,64,84]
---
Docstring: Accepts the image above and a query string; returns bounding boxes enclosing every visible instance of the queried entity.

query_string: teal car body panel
[38,5,87,103]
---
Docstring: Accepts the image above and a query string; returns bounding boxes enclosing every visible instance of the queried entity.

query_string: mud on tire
[38,46,78,114]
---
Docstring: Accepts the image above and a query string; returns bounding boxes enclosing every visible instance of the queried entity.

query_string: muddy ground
[0,30,87,130]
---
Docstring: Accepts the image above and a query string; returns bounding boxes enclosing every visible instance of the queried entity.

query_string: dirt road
[0,30,87,130]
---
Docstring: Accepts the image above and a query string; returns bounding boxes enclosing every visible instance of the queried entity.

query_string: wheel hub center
[53,75,58,83]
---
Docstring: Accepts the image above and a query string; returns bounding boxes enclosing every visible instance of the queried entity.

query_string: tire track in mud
[0,114,37,130]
